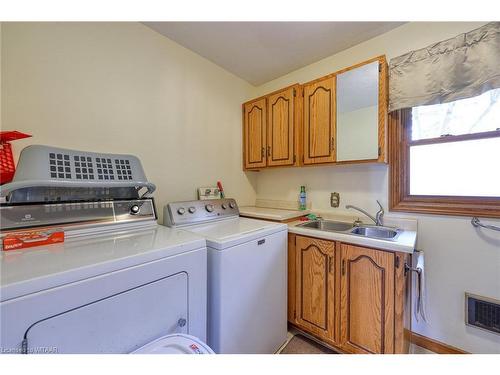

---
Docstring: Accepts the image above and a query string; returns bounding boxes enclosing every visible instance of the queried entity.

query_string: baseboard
[406,330,468,354]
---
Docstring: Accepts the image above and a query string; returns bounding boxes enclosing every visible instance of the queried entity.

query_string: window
[389,88,500,218]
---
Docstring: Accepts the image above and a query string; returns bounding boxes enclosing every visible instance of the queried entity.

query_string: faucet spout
[346,200,384,226]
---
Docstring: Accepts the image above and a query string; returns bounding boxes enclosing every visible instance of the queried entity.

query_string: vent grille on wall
[466,293,500,335]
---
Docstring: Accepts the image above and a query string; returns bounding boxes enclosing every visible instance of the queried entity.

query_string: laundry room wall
[251,22,500,353]
[1,22,258,222]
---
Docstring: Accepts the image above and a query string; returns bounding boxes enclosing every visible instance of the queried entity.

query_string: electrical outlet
[330,192,340,208]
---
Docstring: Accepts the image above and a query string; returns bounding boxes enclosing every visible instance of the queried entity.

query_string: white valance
[389,22,500,112]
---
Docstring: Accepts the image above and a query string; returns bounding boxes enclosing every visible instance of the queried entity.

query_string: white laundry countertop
[239,206,309,221]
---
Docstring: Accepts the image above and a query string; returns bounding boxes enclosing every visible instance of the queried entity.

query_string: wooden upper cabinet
[243,85,301,170]
[267,86,296,167]
[241,55,387,170]
[303,76,336,165]
[340,244,395,354]
[243,98,267,169]
[295,235,337,343]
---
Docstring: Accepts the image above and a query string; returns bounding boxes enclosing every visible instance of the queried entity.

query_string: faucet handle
[375,200,384,226]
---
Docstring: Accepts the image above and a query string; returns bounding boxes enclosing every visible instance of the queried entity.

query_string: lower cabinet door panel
[340,244,395,354]
[295,235,336,343]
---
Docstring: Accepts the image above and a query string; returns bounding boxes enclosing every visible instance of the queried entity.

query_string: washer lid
[182,217,287,249]
[132,334,214,354]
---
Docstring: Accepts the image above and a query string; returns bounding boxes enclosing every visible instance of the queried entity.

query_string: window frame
[389,108,500,218]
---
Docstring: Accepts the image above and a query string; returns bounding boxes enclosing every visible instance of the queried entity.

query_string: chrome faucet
[346,200,384,226]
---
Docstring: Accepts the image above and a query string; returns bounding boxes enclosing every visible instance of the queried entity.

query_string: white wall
[252,22,500,353]
[1,22,258,222]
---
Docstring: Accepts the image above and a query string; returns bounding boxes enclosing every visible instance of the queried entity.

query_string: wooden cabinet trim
[243,83,300,105]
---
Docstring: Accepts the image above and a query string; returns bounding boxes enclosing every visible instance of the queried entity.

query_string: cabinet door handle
[268,146,271,157]
[342,259,346,276]
[328,256,334,274]
[331,137,335,152]
[261,147,265,158]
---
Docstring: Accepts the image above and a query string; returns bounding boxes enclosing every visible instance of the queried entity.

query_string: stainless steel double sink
[297,219,402,241]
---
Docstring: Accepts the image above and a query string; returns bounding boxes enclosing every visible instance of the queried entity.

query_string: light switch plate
[198,187,221,200]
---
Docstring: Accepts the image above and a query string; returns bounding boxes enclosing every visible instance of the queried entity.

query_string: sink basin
[296,220,402,241]
[350,226,400,240]
[297,220,354,232]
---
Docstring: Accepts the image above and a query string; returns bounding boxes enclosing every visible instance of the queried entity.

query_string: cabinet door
[336,56,387,163]
[295,236,336,342]
[340,244,395,354]
[267,87,295,167]
[303,76,336,164]
[243,98,267,169]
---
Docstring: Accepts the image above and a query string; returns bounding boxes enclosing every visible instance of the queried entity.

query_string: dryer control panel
[164,198,239,227]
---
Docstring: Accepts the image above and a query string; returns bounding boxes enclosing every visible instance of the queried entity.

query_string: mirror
[336,61,380,161]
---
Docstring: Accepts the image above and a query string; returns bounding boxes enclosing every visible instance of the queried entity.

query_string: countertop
[287,218,417,254]
[239,204,417,253]
[239,206,309,221]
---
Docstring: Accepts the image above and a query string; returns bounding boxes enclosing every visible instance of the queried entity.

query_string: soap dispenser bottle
[299,186,307,210]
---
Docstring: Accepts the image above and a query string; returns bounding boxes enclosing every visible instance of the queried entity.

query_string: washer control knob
[130,204,140,215]
[188,206,196,214]
[229,201,236,209]
[177,207,186,215]
[221,203,227,209]
[205,204,214,212]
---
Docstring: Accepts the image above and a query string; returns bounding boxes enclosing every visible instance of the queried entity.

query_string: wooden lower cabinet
[340,243,395,354]
[288,234,410,354]
[293,234,338,345]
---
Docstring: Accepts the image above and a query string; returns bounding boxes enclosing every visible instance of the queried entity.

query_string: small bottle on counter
[299,185,307,210]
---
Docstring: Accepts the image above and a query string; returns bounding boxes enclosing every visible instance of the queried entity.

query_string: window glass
[411,88,500,141]
[409,137,500,197]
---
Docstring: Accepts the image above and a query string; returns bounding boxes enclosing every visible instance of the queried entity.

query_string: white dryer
[164,198,288,354]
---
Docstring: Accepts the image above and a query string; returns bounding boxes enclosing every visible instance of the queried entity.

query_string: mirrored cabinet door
[336,60,382,162]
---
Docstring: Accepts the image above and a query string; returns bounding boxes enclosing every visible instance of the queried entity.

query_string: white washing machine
[0,146,212,354]
[164,198,288,354]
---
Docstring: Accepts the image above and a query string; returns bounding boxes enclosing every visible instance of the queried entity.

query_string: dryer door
[23,272,188,354]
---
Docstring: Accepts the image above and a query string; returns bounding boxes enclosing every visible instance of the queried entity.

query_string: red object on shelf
[0,131,32,184]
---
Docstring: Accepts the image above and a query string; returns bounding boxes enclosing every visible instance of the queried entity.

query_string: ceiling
[143,22,404,86]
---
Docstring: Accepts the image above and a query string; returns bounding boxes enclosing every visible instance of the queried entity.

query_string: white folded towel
[413,250,428,322]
